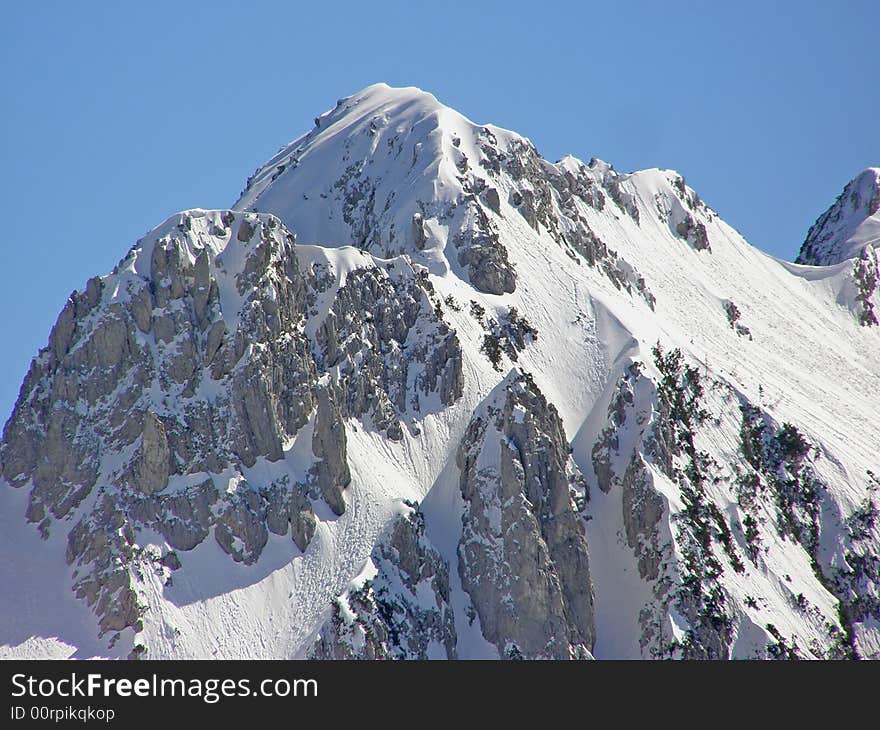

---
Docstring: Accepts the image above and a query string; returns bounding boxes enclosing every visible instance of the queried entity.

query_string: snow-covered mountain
[797,167,880,266]
[1,84,878,660]
[795,167,880,327]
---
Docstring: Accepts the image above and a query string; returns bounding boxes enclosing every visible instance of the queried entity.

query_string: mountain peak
[796,167,880,265]
[314,83,448,133]
[233,83,505,252]
[232,83,544,295]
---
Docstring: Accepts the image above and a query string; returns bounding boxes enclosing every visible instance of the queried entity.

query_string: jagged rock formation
[0,206,463,641]
[852,247,879,327]
[455,373,594,659]
[1,84,878,661]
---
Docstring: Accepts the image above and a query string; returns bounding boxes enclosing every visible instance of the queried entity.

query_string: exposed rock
[723,299,752,338]
[621,454,665,581]
[676,213,711,251]
[66,494,141,636]
[136,411,170,495]
[193,249,212,324]
[214,486,269,565]
[290,490,317,552]
[412,212,427,249]
[483,187,501,214]
[456,373,594,659]
[315,263,464,429]
[310,386,351,516]
[853,246,879,326]
[455,201,517,295]
[591,363,639,494]
[154,479,217,551]
[237,217,256,242]
[0,211,353,634]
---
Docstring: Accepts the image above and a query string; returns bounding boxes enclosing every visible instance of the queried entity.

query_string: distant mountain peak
[796,167,880,265]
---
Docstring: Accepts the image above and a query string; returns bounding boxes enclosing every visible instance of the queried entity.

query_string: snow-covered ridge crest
[233,83,667,302]
[235,83,504,249]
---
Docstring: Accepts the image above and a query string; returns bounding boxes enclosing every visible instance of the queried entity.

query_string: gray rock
[310,386,350,516]
[412,212,427,249]
[290,490,316,552]
[455,201,517,295]
[676,213,710,251]
[237,217,256,242]
[483,187,501,214]
[131,287,153,333]
[193,249,212,324]
[456,372,594,659]
[157,479,217,551]
[136,411,170,495]
[621,454,664,580]
[214,488,269,565]
[205,319,226,363]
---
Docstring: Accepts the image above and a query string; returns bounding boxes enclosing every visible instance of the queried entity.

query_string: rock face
[2,85,880,661]
[852,247,879,327]
[310,386,350,516]
[0,206,464,639]
[136,411,170,495]
[456,373,594,659]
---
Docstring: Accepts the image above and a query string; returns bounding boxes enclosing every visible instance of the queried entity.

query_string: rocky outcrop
[590,346,878,660]
[136,411,170,495]
[675,213,710,251]
[737,402,876,658]
[456,372,594,659]
[0,207,463,636]
[853,247,879,326]
[591,363,666,583]
[315,265,464,437]
[310,386,350,516]
[722,299,752,338]
[454,199,517,295]
[66,494,142,637]
[475,133,655,308]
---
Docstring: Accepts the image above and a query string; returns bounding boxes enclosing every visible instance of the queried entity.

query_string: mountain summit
[797,167,880,266]
[2,85,879,660]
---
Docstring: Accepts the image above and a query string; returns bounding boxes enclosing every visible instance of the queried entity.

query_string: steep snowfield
[2,84,878,659]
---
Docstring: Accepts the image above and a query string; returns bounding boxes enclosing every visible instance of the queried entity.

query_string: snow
[0,484,123,659]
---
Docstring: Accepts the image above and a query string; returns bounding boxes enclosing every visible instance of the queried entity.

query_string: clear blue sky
[1,1,877,424]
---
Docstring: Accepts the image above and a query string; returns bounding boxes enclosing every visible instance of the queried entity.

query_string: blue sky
[1,1,878,423]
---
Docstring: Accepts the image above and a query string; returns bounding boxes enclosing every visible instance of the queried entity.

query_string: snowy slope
[2,84,879,660]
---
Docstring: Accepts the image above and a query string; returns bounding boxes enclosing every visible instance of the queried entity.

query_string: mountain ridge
[1,84,878,660]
